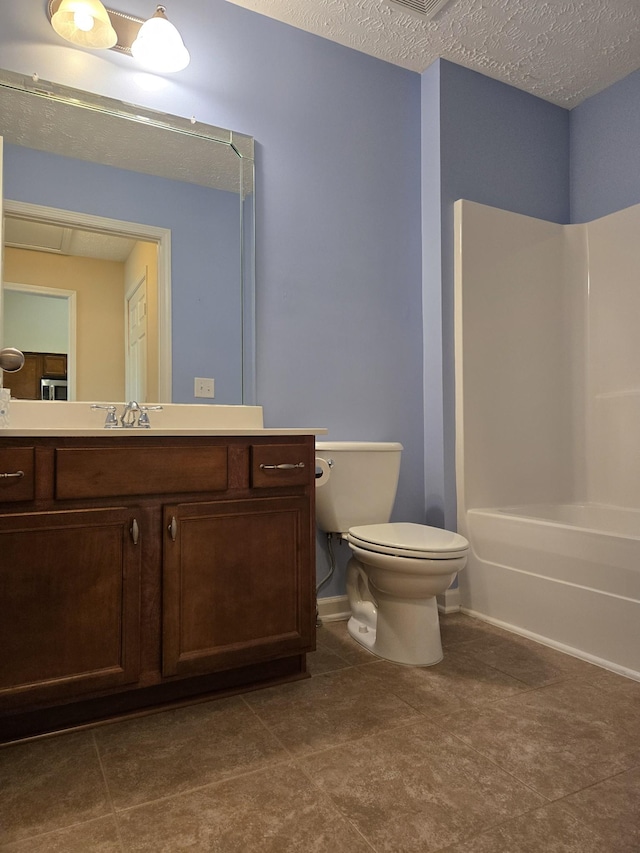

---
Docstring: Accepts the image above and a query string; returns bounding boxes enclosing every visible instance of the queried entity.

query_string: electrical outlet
[194,377,215,398]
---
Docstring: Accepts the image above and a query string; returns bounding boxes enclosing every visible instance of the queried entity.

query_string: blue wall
[421,60,570,528]
[420,62,446,529]
[570,68,640,223]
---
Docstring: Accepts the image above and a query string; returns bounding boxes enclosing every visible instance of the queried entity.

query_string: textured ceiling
[226,0,640,108]
[5,216,136,262]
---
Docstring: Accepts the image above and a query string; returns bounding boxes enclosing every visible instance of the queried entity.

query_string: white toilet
[315,441,468,666]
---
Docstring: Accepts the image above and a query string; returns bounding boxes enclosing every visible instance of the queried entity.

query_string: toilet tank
[315,441,403,534]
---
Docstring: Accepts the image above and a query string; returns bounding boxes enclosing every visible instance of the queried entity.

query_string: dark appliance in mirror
[41,378,68,400]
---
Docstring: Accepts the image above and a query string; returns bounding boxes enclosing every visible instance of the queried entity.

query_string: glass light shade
[131,6,190,73]
[51,0,117,49]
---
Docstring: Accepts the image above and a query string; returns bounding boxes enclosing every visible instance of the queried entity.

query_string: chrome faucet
[91,401,164,428]
[121,401,141,427]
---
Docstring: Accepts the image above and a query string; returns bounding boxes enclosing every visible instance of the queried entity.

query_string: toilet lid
[347,522,469,560]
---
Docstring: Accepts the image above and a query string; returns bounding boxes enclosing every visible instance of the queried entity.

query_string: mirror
[0,68,255,405]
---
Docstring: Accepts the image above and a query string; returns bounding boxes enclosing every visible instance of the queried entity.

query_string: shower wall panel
[454,201,574,511]
[586,204,640,509]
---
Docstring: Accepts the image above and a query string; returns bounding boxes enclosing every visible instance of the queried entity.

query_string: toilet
[315,441,468,666]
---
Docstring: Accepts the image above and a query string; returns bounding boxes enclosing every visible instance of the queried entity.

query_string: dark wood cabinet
[162,496,313,677]
[0,434,315,742]
[0,507,141,708]
[6,352,67,399]
[42,353,67,377]
[5,353,39,399]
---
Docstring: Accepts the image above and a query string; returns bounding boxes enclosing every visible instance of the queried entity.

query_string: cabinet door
[162,497,314,677]
[5,353,40,399]
[0,508,141,708]
[42,353,67,377]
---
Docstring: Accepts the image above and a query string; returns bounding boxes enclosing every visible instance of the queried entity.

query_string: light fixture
[50,0,117,50]
[131,6,190,73]
[47,2,190,73]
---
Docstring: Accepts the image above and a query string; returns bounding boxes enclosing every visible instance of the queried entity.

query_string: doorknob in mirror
[0,348,25,372]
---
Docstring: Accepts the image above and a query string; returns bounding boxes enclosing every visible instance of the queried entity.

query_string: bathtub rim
[467,501,640,541]
[458,501,640,682]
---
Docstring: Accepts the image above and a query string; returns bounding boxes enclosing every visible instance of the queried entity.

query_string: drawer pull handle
[168,516,177,541]
[130,519,140,545]
[259,463,305,471]
[0,470,24,479]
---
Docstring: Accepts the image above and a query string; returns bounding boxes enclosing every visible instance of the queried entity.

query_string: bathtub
[459,503,640,680]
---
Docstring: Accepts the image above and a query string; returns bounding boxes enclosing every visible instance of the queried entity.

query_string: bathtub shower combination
[455,200,640,680]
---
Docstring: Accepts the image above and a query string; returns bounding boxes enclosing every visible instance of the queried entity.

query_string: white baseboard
[437,586,461,614]
[317,595,350,622]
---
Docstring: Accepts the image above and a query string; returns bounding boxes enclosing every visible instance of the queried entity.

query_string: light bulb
[131,6,190,73]
[73,10,95,31]
[50,0,117,50]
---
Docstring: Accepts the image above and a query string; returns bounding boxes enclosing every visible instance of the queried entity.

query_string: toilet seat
[347,522,469,560]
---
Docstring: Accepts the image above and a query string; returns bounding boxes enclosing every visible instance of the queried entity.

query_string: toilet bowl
[315,442,468,666]
[346,522,468,665]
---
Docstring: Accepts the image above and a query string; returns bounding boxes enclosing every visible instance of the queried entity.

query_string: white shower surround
[454,200,640,680]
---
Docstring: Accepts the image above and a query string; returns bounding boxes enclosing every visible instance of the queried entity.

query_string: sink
[4,400,265,434]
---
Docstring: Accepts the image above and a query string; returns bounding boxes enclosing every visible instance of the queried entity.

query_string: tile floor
[1,613,639,852]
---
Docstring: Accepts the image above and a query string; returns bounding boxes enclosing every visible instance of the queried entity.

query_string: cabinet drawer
[251,444,310,489]
[55,445,228,499]
[0,448,35,502]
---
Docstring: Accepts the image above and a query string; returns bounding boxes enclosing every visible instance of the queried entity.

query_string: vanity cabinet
[0,434,315,742]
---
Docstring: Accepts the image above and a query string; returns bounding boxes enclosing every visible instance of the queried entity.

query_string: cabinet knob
[130,518,140,545]
[168,516,177,541]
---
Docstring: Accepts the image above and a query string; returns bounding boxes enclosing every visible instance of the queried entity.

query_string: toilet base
[348,594,443,667]
[347,614,378,654]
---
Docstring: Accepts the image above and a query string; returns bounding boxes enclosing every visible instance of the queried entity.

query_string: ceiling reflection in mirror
[0,68,255,405]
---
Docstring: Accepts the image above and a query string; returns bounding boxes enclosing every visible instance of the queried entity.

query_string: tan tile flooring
[1,613,640,851]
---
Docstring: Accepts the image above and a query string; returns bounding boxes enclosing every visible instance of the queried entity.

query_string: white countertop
[0,400,327,437]
[0,427,327,437]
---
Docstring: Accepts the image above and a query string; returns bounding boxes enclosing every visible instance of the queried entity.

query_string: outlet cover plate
[194,377,215,398]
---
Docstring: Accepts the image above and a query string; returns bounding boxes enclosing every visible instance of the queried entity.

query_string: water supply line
[316,532,336,627]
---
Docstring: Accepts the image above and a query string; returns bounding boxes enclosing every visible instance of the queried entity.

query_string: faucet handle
[91,404,118,428]
[138,405,163,428]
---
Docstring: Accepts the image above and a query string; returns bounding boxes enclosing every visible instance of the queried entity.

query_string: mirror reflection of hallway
[3,204,162,402]
[1,284,74,399]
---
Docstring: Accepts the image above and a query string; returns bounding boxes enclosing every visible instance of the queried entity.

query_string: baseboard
[437,586,461,614]
[317,595,350,623]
